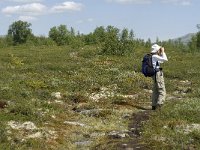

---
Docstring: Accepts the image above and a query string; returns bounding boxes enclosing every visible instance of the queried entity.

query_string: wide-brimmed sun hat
[151,44,161,53]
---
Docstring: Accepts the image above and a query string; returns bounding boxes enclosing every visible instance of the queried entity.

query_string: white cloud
[51,1,84,13]
[18,15,37,21]
[2,3,47,15]
[161,0,192,6]
[1,1,84,19]
[106,0,152,4]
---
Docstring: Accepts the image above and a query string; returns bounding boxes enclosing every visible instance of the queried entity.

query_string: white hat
[151,44,161,53]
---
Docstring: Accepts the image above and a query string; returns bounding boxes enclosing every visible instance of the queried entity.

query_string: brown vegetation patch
[0,101,7,109]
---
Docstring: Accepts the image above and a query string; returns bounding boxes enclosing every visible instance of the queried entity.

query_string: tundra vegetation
[0,20,200,149]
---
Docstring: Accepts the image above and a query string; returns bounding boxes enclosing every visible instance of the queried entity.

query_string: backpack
[141,54,156,77]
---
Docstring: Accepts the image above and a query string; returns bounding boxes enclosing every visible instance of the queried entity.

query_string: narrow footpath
[119,110,151,150]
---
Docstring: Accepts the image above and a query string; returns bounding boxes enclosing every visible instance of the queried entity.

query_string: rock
[8,121,37,130]
[26,132,42,139]
[176,124,200,134]
[143,89,153,94]
[90,132,105,138]
[21,121,38,130]
[122,113,131,119]
[51,92,62,99]
[64,121,86,127]
[69,52,78,58]
[80,109,103,117]
[89,87,115,102]
[51,115,56,119]
[7,121,58,142]
[122,144,128,147]
[54,100,64,104]
[180,80,192,85]
[75,141,92,146]
[173,87,192,96]
[108,131,128,139]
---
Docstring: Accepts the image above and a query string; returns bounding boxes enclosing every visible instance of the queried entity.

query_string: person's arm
[156,47,168,63]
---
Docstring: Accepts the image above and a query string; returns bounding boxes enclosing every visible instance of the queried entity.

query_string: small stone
[163,125,168,129]
[51,115,56,119]
[64,121,86,127]
[51,92,62,99]
[26,132,42,139]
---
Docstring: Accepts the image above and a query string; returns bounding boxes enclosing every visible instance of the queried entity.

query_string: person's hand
[160,47,165,53]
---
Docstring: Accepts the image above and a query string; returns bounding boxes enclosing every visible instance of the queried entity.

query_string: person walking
[151,44,168,110]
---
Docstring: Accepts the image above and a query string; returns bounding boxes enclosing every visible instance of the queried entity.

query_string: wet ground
[118,109,152,150]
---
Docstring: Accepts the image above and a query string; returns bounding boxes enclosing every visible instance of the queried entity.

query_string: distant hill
[170,33,196,45]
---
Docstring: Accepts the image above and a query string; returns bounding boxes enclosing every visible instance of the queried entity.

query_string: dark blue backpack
[141,54,155,77]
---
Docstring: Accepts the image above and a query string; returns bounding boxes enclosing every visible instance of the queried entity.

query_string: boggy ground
[117,85,193,150]
[118,109,151,150]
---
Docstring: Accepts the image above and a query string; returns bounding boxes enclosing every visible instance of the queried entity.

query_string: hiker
[151,44,168,110]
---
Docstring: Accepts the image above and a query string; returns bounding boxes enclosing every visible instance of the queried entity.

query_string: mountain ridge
[170,33,195,45]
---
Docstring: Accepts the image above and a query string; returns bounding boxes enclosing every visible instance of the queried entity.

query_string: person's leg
[156,71,166,106]
[152,75,159,110]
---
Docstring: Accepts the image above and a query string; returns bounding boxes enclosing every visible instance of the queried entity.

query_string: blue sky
[0,0,199,41]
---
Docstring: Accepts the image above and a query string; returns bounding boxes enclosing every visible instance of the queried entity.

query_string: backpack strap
[154,62,158,83]
[147,54,153,67]
[151,55,159,83]
[156,61,159,67]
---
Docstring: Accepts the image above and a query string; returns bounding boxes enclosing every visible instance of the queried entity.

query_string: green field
[0,44,199,149]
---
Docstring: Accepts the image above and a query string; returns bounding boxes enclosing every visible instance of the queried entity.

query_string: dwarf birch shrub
[8,53,24,68]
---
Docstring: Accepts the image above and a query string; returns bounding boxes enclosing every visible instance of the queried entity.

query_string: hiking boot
[152,106,156,110]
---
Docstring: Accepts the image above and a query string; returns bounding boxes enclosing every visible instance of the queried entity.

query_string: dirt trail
[117,94,184,149]
[118,110,151,150]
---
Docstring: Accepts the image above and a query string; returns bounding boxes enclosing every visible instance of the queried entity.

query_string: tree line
[0,20,200,54]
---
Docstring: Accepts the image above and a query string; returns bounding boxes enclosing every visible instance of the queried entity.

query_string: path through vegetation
[118,91,187,150]
[118,110,151,149]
